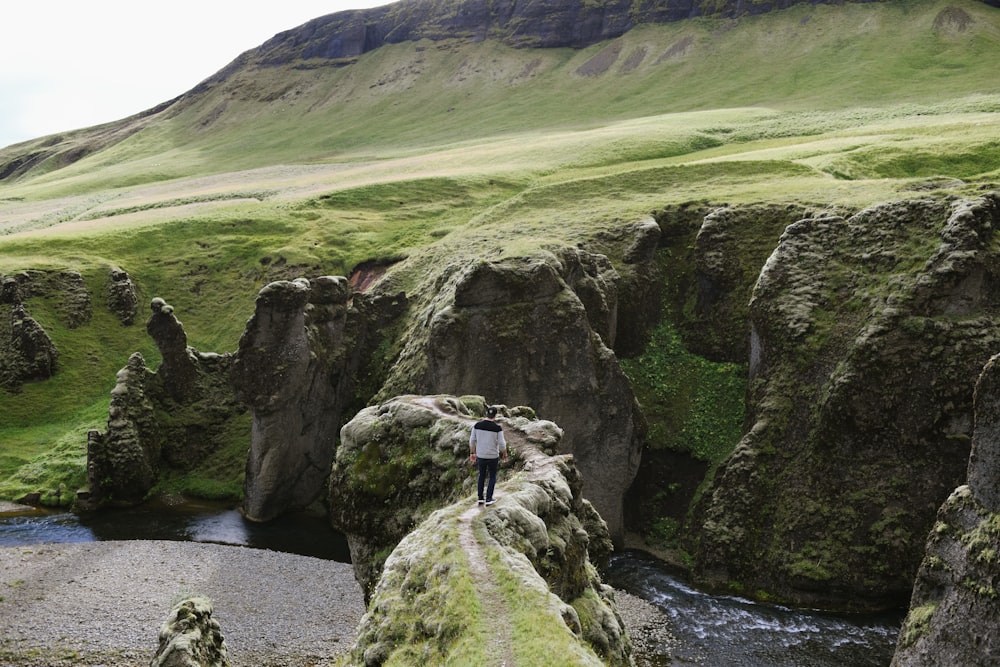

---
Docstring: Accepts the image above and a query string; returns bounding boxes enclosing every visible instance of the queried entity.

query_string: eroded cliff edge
[891,353,1000,666]
[684,194,1000,610]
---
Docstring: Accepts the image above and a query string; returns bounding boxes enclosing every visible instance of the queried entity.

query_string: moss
[899,602,937,649]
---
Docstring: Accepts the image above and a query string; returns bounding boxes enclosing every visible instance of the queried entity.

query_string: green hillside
[1,0,999,503]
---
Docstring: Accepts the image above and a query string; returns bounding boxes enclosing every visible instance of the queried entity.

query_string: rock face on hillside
[0,268,139,392]
[87,299,245,506]
[891,354,1000,666]
[107,268,139,326]
[232,277,406,522]
[376,230,659,543]
[0,281,58,391]
[241,0,893,70]
[332,395,628,665]
[689,194,1000,610]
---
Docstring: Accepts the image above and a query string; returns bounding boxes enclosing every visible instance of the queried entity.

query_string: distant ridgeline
[212,0,1000,74]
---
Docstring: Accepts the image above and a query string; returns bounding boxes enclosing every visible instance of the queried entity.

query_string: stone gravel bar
[0,538,673,666]
[0,540,366,666]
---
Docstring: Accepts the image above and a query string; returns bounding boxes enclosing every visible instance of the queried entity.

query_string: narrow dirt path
[458,504,517,667]
[412,397,561,667]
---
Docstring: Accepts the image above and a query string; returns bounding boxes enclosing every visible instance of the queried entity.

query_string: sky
[0,1,393,149]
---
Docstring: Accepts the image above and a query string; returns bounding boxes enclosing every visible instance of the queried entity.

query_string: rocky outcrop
[329,394,492,596]
[377,239,654,543]
[2,269,92,329]
[86,299,245,506]
[235,0,901,73]
[107,268,139,326]
[0,269,105,391]
[150,596,230,667]
[891,354,1000,666]
[232,277,406,522]
[685,203,815,362]
[147,297,200,402]
[333,394,629,665]
[689,194,1000,610]
[87,352,159,503]
[0,296,59,391]
[0,267,140,392]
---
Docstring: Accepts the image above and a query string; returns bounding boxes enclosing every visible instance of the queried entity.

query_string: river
[0,503,903,666]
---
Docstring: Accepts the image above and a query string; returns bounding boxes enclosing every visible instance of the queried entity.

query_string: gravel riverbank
[0,541,365,666]
[0,539,671,666]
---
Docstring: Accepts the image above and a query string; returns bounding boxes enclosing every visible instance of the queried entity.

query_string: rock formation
[332,394,629,665]
[87,352,159,503]
[375,226,659,544]
[0,267,138,392]
[688,194,1000,610]
[0,284,59,390]
[891,353,1000,666]
[234,0,929,74]
[232,276,406,522]
[107,268,139,326]
[150,596,230,667]
[86,299,245,506]
[329,394,494,596]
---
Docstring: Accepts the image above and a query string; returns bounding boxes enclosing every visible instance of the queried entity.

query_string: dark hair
[486,406,498,418]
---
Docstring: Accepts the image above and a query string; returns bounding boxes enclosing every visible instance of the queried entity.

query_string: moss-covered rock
[690,194,1000,610]
[337,394,630,666]
[151,595,230,667]
[85,299,246,507]
[891,485,1000,665]
[328,394,493,599]
[892,352,1000,664]
[377,243,648,543]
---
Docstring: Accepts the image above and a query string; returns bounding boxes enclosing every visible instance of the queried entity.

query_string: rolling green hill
[1,0,999,503]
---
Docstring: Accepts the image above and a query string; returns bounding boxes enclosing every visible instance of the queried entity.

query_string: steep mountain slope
[2,0,999,192]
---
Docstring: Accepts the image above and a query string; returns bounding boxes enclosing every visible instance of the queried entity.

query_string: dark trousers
[477,457,499,501]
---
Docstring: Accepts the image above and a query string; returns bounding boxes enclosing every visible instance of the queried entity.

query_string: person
[469,405,508,505]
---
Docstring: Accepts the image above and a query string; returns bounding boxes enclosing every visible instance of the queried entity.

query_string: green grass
[622,317,746,464]
[485,537,604,666]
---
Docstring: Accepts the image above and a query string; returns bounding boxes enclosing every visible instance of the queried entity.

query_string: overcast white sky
[0,1,393,149]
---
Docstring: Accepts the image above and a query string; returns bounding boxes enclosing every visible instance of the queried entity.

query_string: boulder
[150,596,230,667]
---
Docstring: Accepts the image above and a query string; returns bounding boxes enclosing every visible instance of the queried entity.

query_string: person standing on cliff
[469,405,508,506]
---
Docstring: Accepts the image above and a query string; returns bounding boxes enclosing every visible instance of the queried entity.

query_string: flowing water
[1,505,902,665]
[605,550,904,666]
